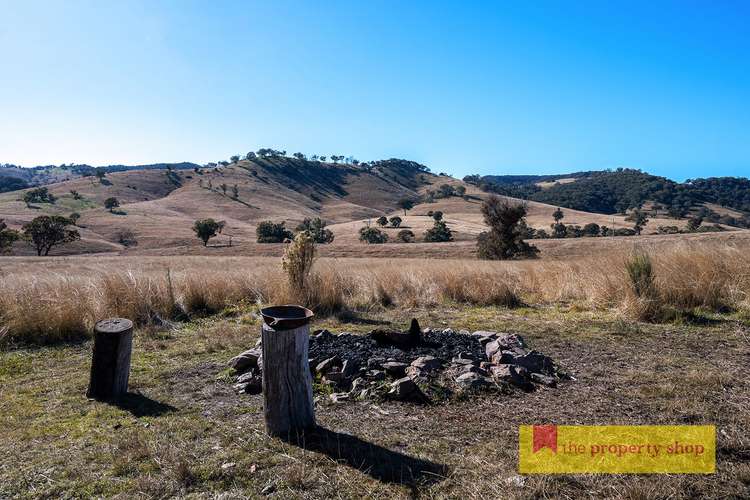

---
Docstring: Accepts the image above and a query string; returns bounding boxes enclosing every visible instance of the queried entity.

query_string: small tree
[0,219,20,254]
[396,229,415,243]
[104,197,119,212]
[296,217,334,244]
[359,226,388,244]
[397,197,415,215]
[582,223,601,237]
[23,187,56,206]
[552,207,564,223]
[116,228,138,247]
[376,216,388,227]
[232,184,239,199]
[551,222,567,238]
[423,219,453,242]
[230,155,240,163]
[686,216,703,232]
[455,185,466,197]
[69,213,81,226]
[220,183,228,195]
[432,211,443,221]
[293,152,306,160]
[70,190,82,200]
[389,216,402,228]
[256,221,294,243]
[95,168,107,181]
[22,215,80,256]
[477,195,538,260]
[245,152,257,160]
[626,209,649,235]
[193,218,221,246]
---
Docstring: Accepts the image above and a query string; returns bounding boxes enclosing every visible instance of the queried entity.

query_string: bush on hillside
[477,195,538,260]
[296,217,334,244]
[396,229,415,243]
[423,220,453,242]
[359,226,388,244]
[256,221,293,243]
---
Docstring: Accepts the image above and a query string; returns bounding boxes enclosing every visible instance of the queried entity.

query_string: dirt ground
[1,305,748,499]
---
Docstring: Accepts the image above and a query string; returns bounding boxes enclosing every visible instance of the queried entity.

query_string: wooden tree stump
[261,322,315,437]
[86,318,134,400]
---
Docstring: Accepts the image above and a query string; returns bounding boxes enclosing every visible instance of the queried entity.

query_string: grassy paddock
[1,240,749,345]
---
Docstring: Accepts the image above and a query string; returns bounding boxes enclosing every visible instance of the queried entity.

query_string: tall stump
[87,318,134,400]
[261,321,315,437]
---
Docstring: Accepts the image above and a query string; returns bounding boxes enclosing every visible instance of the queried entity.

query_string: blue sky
[1,1,748,180]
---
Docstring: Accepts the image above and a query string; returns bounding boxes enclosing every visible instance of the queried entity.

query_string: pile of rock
[228,320,571,403]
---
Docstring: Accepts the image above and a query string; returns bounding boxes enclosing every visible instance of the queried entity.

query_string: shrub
[70,190,82,200]
[626,251,654,298]
[69,213,81,226]
[359,226,388,244]
[296,217,334,244]
[396,229,415,243]
[0,219,20,254]
[104,197,120,212]
[23,187,56,206]
[282,232,316,300]
[625,209,649,235]
[193,219,220,246]
[397,198,415,215]
[116,229,138,247]
[583,223,601,236]
[432,211,443,221]
[376,216,388,227]
[256,221,293,243]
[477,196,538,260]
[389,216,402,228]
[423,220,453,242]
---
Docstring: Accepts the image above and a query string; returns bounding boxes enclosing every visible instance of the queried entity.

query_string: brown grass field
[1,238,750,498]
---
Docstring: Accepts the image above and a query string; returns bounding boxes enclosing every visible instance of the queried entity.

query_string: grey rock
[410,355,442,372]
[365,369,386,381]
[236,371,257,384]
[531,373,558,387]
[388,377,429,403]
[350,377,369,394]
[329,392,350,403]
[501,350,554,374]
[490,364,533,391]
[341,359,359,378]
[367,357,385,369]
[455,371,491,389]
[382,361,409,377]
[229,348,262,372]
[315,356,341,375]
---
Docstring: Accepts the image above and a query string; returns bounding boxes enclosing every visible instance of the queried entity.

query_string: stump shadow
[111,392,177,417]
[282,426,447,488]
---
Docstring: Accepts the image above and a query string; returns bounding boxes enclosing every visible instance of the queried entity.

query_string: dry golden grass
[1,238,749,345]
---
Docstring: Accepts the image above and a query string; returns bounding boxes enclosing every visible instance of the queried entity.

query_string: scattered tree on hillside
[582,223,601,237]
[116,228,138,247]
[397,197,415,215]
[95,168,107,181]
[230,155,240,163]
[389,216,402,228]
[477,195,538,260]
[0,219,20,254]
[68,213,81,226]
[104,197,119,212]
[232,184,239,199]
[23,187,56,207]
[686,216,703,232]
[423,219,453,242]
[220,183,227,195]
[256,221,293,243]
[70,190,82,200]
[455,185,466,197]
[432,211,443,221]
[359,226,388,244]
[552,207,564,223]
[319,156,327,162]
[293,152,306,160]
[626,209,649,235]
[376,216,388,227]
[193,219,221,246]
[396,229,415,243]
[296,217,334,244]
[245,152,257,160]
[22,215,80,256]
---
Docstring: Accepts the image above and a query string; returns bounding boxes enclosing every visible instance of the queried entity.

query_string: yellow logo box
[519,425,715,474]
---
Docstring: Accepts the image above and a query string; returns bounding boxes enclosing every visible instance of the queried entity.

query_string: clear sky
[2,1,748,180]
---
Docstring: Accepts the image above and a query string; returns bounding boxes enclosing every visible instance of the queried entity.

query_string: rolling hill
[1,156,748,258]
